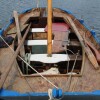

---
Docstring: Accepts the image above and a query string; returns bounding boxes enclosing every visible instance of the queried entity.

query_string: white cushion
[30,54,70,63]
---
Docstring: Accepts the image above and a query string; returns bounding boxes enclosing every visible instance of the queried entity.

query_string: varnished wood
[47,0,52,56]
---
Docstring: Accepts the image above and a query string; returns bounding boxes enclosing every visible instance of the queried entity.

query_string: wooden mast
[47,0,52,57]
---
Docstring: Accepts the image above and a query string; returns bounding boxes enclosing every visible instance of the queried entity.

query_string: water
[0,0,100,38]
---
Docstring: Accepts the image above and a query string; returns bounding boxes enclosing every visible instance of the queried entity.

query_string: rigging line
[66,50,79,91]
[0,36,35,92]
[6,62,34,92]
[0,35,59,89]
[64,46,69,74]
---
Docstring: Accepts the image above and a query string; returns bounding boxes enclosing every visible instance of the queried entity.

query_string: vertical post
[47,0,52,57]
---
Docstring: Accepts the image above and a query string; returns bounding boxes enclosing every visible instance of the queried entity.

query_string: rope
[56,39,75,73]
[0,35,59,89]
[0,36,35,92]
[66,50,79,91]
[64,46,69,74]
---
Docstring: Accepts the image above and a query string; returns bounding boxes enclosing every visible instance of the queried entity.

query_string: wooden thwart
[0,24,31,89]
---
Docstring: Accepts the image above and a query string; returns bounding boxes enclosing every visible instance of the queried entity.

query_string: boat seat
[31,28,45,32]
[30,54,70,63]
[25,40,53,46]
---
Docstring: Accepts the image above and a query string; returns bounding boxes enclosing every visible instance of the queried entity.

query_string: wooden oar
[0,24,31,89]
[85,40,100,64]
[13,10,25,57]
[64,16,99,70]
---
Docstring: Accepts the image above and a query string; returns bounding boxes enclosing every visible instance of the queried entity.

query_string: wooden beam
[64,16,99,69]
[47,0,52,57]
[13,11,25,57]
[7,24,29,34]
[0,24,31,89]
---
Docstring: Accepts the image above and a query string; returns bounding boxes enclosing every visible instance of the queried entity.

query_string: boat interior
[14,8,84,76]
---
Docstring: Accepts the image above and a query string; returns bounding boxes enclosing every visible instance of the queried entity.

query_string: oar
[64,16,99,69]
[85,40,100,64]
[13,10,25,57]
[0,24,31,89]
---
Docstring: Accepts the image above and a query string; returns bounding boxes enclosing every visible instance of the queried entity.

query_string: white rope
[0,35,59,89]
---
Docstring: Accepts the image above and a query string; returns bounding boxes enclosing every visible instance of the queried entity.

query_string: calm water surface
[0,0,100,38]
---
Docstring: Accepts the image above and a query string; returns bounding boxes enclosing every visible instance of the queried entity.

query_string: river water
[0,0,100,39]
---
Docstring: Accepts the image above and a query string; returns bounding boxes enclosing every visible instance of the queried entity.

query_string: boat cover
[45,23,69,32]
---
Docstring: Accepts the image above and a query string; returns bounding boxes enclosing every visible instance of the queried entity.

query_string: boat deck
[0,44,100,93]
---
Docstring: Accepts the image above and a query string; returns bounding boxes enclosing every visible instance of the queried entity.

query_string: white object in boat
[30,54,70,63]
[25,40,53,46]
[40,68,60,75]
[31,28,45,32]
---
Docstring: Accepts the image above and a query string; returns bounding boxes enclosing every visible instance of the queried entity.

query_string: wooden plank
[33,32,47,39]
[69,55,82,60]
[31,28,45,32]
[86,39,100,64]
[13,11,25,57]
[25,40,53,46]
[7,24,29,34]
[18,73,81,77]
[0,24,31,89]
[69,77,79,91]
[64,16,99,70]
[62,40,80,47]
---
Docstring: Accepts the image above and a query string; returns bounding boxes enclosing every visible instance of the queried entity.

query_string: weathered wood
[0,24,31,89]
[47,0,52,56]
[69,77,79,91]
[33,32,47,39]
[7,24,29,34]
[64,16,99,70]
[53,8,100,48]
[86,40,100,64]
[62,40,80,47]
[13,11,25,57]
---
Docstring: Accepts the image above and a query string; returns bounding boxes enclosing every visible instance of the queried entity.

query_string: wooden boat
[0,1,100,99]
